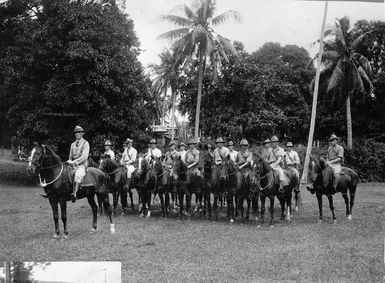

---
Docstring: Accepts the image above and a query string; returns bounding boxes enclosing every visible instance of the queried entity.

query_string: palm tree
[319,16,374,149]
[150,48,182,140]
[158,0,241,140]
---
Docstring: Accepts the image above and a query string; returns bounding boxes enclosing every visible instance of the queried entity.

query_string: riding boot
[39,193,49,198]
[331,174,340,195]
[71,183,79,203]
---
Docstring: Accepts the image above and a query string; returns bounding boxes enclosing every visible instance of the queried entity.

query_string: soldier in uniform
[284,142,300,179]
[178,142,187,164]
[228,141,238,162]
[326,134,344,195]
[213,137,230,165]
[121,138,137,189]
[145,139,162,165]
[266,135,285,193]
[67,125,90,202]
[236,139,253,181]
[163,140,179,173]
[104,140,115,160]
[206,143,214,158]
[185,139,201,182]
[261,138,271,162]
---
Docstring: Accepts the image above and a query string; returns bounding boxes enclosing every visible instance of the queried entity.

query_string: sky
[124,0,385,69]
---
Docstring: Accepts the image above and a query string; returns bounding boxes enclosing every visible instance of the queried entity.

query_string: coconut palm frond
[354,53,373,76]
[323,28,334,38]
[334,23,346,48]
[212,10,241,26]
[157,14,192,27]
[357,66,374,94]
[216,34,238,56]
[321,50,340,62]
[191,24,207,44]
[351,32,369,49]
[327,59,343,92]
[183,4,197,21]
[351,64,365,94]
[157,27,190,41]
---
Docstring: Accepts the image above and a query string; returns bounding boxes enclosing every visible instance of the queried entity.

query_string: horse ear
[227,155,230,160]
[319,157,326,169]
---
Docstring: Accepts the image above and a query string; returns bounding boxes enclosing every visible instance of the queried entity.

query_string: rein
[253,161,274,191]
[39,164,64,188]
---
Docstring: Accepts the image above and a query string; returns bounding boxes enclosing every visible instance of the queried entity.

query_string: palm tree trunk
[301,1,329,184]
[194,50,204,140]
[346,93,353,149]
[171,88,176,140]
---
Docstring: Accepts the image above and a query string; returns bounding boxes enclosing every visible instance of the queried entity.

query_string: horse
[98,156,128,215]
[171,156,204,220]
[219,156,251,223]
[252,154,299,227]
[199,150,215,219]
[27,144,115,238]
[308,156,359,223]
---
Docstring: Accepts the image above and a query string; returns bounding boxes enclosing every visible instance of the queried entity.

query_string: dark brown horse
[27,144,115,238]
[219,156,251,223]
[308,156,359,223]
[252,154,299,227]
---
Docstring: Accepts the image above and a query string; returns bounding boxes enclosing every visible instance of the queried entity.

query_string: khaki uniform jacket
[69,138,90,167]
[186,148,200,167]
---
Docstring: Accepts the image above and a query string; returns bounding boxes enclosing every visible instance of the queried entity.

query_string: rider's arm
[73,141,90,166]
[127,149,137,165]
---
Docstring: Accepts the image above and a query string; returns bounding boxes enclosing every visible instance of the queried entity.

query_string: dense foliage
[0,0,154,153]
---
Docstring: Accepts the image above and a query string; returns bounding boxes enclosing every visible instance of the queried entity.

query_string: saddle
[69,167,107,194]
[272,169,293,187]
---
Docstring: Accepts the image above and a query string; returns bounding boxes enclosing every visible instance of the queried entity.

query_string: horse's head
[27,143,46,174]
[149,157,163,180]
[171,156,187,181]
[219,155,237,182]
[310,156,333,189]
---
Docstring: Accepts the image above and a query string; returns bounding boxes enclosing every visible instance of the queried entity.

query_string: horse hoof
[140,213,144,217]
[347,214,352,221]
[255,217,259,221]
[318,219,323,223]
[269,225,274,228]
[333,219,337,224]
[230,219,234,223]
[52,233,59,239]
[63,233,69,240]
[110,224,116,234]
[257,224,261,228]
[146,211,151,218]
[295,206,298,212]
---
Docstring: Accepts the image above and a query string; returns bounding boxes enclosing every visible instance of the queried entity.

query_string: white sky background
[125,0,385,69]
[30,262,121,283]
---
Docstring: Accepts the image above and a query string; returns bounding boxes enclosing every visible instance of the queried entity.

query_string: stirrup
[39,193,49,198]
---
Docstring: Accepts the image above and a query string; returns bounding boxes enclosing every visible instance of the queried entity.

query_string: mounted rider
[213,137,230,165]
[236,139,253,182]
[327,134,344,195]
[145,139,162,165]
[185,139,202,182]
[266,135,285,193]
[120,138,137,191]
[261,138,271,162]
[104,140,115,160]
[228,141,238,162]
[284,142,300,179]
[178,142,187,164]
[67,126,90,202]
[163,140,179,175]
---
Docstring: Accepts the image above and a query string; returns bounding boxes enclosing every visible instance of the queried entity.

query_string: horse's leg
[246,196,251,221]
[97,194,104,215]
[206,192,212,219]
[160,192,165,218]
[327,195,336,223]
[259,195,265,226]
[186,192,192,220]
[112,191,118,216]
[342,191,349,218]
[235,195,239,218]
[178,191,184,220]
[128,189,134,211]
[228,193,234,223]
[269,197,275,227]
[316,193,323,222]
[87,193,98,232]
[279,196,285,221]
[140,189,146,217]
[165,192,170,215]
[348,185,357,220]
[286,191,292,221]
[102,193,115,233]
[252,191,259,221]
[49,198,60,239]
[146,191,152,218]
[120,185,128,212]
[294,190,299,211]
[59,200,68,239]
[213,193,218,221]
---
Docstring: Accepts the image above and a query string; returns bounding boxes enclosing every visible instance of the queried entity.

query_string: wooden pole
[301,1,329,184]
[5,261,10,283]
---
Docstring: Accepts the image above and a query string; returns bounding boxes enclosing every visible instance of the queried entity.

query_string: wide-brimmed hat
[240,139,249,146]
[168,140,176,147]
[286,142,294,147]
[215,137,225,143]
[262,139,271,145]
[329,134,338,141]
[187,138,197,145]
[228,141,234,146]
[149,139,157,144]
[271,136,279,142]
[104,140,112,146]
[74,125,84,133]
[179,142,186,148]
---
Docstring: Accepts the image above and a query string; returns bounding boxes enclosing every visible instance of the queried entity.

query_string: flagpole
[301,1,329,184]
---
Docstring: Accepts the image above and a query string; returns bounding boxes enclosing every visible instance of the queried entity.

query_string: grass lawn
[0,182,384,282]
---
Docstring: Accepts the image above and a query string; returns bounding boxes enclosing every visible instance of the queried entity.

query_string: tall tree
[319,16,374,149]
[150,48,182,140]
[158,0,241,139]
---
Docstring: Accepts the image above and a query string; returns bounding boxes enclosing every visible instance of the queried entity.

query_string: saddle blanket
[69,167,107,194]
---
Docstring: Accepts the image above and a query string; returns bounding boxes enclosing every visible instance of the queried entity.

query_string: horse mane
[43,145,62,163]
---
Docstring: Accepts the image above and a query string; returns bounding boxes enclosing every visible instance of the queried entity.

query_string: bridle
[252,158,274,191]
